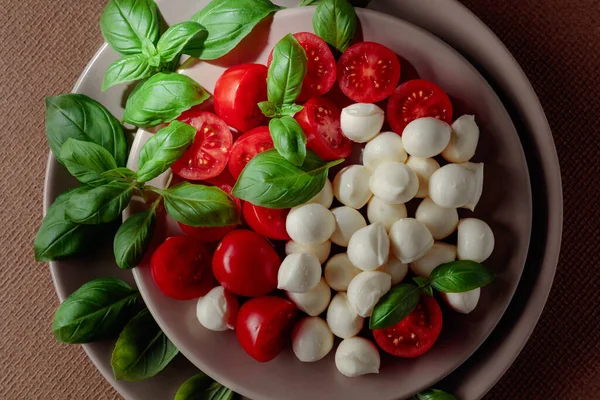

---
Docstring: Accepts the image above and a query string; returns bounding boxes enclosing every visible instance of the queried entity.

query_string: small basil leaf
[66,181,134,225]
[267,34,307,107]
[175,372,238,400]
[299,0,321,5]
[102,54,156,91]
[280,103,304,117]
[52,278,140,344]
[157,21,208,62]
[60,138,118,183]
[111,308,179,382]
[370,283,420,329]
[232,149,343,208]
[137,121,196,183]
[102,167,138,181]
[113,210,156,269]
[416,389,459,400]
[142,40,161,67]
[422,285,434,297]
[258,101,279,118]
[204,382,238,400]
[313,0,357,53]
[269,116,307,166]
[429,260,495,293]
[413,276,429,288]
[123,72,210,128]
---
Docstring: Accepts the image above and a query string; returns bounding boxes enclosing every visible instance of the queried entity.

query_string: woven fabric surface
[0,0,598,399]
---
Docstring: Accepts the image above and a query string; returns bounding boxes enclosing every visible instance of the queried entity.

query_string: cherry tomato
[236,296,298,362]
[172,110,233,180]
[337,41,401,103]
[295,96,352,160]
[387,79,453,135]
[212,230,281,297]
[228,126,274,179]
[151,236,215,300]
[373,296,443,358]
[243,202,291,241]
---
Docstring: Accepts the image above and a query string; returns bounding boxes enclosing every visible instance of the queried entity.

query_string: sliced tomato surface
[243,202,291,241]
[228,126,274,179]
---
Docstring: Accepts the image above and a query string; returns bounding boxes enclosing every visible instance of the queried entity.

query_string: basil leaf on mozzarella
[429,260,495,293]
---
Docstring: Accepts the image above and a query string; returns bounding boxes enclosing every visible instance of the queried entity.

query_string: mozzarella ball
[277,253,322,293]
[369,162,419,204]
[196,286,238,332]
[347,222,390,271]
[389,218,434,263]
[367,196,407,232]
[292,317,334,362]
[327,292,364,339]
[330,207,367,247]
[340,103,385,143]
[402,117,451,158]
[335,337,380,377]
[288,278,331,316]
[362,131,407,171]
[441,288,481,314]
[324,253,362,291]
[442,115,480,163]
[415,197,459,240]
[429,163,477,209]
[457,218,495,262]
[410,242,457,278]
[377,254,408,285]
[307,179,333,208]
[460,162,484,211]
[286,203,336,246]
[347,271,391,317]
[406,157,440,198]
[333,165,373,209]
[286,240,331,264]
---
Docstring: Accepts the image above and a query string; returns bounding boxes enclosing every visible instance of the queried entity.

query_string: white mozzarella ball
[335,337,380,377]
[376,254,408,285]
[410,242,457,278]
[196,286,238,332]
[460,162,484,211]
[347,222,390,271]
[307,179,334,208]
[441,288,481,314]
[457,218,495,262]
[369,162,419,204]
[287,278,331,316]
[362,131,407,170]
[277,253,322,293]
[326,292,364,339]
[406,157,440,198]
[429,163,478,209]
[347,271,391,317]
[330,207,367,247]
[442,115,480,163]
[340,103,385,143]
[292,317,334,362]
[286,203,336,246]
[367,196,407,232]
[402,117,451,158]
[324,253,362,291]
[333,165,373,209]
[285,240,332,264]
[389,218,434,264]
[415,197,459,240]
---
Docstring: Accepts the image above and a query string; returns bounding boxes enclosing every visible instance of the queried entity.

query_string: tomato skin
[243,202,291,241]
[228,126,274,179]
[236,296,298,362]
[212,230,281,297]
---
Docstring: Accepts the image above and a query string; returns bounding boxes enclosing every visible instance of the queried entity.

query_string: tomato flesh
[228,126,274,179]
[243,202,291,241]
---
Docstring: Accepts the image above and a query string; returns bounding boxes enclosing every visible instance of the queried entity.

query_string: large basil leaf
[113,210,156,270]
[190,0,281,60]
[232,149,343,208]
[157,21,208,62]
[175,372,237,400]
[60,138,118,183]
[267,33,307,107]
[111,308,179,381]
[45,94,127,166]
[369,283,420,329]
[313,0,357,53]
[269,116,306,166]
[123,72,210,128]
[102,54,156,91]
[52,278,140,344]
[429,260,495,293]
[66,181,134,225]
[417,389,458,400]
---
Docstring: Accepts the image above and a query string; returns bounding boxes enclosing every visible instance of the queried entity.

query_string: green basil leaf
[113,210,156,269]
[429,260,495,293]
[60,138,118,183]
[422,285,434,297]
[52,278,140,344]
[123,72,210,128]
[416,389,458,400]
[232,149,343,208]
[269,116,307,166]
[66,181,134,225]
[413,276,429,288]
[267,34,307,107]
[100,0,160,56]
[299,0,321,5]
[190,0,281,60]
[280,103,304,117]
[45,94,127,166]
[369,283,420,329]
[111,308,179,381]
[137,121,196,182]
[313,0,357,53]
[175,372,237,400]
[157,21,208,62]
[102,54,156,91]
[142,40,161,67]
[102,167,138,181]
[258,101,279,118]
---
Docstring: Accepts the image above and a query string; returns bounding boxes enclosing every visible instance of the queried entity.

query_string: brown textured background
[0,0,598,399]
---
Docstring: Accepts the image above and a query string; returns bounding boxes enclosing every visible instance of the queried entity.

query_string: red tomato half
[236,296,298,362]
[295,96,352,160]
[243,202,291,241]
[337,41,401,103]
[214,64,268,132]
[151,236,215,300]
[373,296,443,358]
[387,79,453,134]
[228,126,274,179]
[172,111,233,180]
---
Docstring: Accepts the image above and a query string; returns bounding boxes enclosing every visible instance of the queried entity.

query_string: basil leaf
[413,276,429,288]
[66,181,134,225]
[137,121,196,182]
[280,103,304,117]
[45,94,127,166]
[190,0,281,60]
[258,101,278,118]
[142,40,161,67]
[175,372,237,400]
[102,167,138,181]
[157,21,208,62]
[113,210,156,269]
[313,0,357,53]
[267,34,307,107]
[269,116,307,166]
[102,54,156,91]
[100,0,160,56]
[429,260,495,293]
[417,389,458,400]
[299,0,321,5]
[60,138,118,183]
[370,283,420,329]
[123,72,210,128]
[111,308,179,381]
[52,278,140,344]
[232,149,343,208]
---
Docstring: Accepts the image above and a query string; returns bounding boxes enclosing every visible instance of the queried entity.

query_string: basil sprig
[175,372,238,400]
[269,116,307,166]
[429,260,495,293]
[415,389,458,400]
[313,0,357,53]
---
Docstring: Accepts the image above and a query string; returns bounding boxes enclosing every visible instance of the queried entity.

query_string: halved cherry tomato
[373,296,443,358]
[214,64,268,132]
[243,202,291,241]
[172,110,233,180]
[295,96,352,160]
[228,126,274,179]
[236,296,298,362]
[337,41,401,103]
[151,236,215,300]
[212,230,281,297]
[387,79,453,134]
